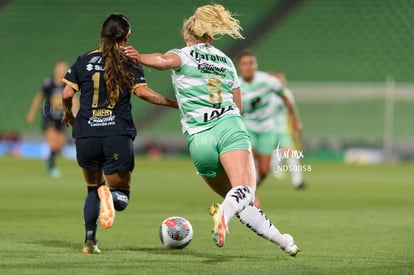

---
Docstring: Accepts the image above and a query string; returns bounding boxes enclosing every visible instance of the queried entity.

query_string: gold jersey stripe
[132,83,148,92]
[63,78,79,91]
[88,48,102,54]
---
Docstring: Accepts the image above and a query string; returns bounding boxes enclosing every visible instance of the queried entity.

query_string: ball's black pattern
[166,217,190,241]
[159,217,192,249]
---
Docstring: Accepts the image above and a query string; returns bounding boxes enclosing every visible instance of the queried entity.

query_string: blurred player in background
[61,14,177,254]
[269,72,307,189]
[237,51,302,190]
[26,60,78,178]
[123,4,299,256]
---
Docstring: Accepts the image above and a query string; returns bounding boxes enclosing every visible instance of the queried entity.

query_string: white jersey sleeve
[168,49,188,68]
[230,61,240,90]
[268,74,284,95]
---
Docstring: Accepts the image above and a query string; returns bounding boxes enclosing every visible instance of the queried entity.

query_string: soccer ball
[159,216,193,249]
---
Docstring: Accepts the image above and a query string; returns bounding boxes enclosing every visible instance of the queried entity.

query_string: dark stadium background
[0,0,413,161]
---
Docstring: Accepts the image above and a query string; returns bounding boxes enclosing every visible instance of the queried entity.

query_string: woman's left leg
[44,127,66,177]
[80,168,104,254]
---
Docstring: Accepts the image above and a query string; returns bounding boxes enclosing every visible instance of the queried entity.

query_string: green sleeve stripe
[276,88,284,96]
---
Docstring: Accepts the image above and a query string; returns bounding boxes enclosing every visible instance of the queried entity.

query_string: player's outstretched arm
[121,46,181,71]
[71,94,79,116]
[281,94,302,137]
[61,85,76,127]
[26,93,44,124]
[134,85,178,109]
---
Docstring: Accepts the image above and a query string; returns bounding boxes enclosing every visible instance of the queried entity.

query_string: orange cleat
[97,185,115,229]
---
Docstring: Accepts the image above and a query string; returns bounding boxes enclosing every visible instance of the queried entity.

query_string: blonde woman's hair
[183,4,244,42]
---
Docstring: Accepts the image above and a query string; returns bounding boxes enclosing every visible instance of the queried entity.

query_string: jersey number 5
[208,79,223,104]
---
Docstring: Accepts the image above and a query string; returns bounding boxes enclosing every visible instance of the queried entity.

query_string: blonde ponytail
[183,4,244,41]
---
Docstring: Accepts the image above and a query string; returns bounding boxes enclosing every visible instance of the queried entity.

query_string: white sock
[237,205,288,248]
[286,157,303,187]
[222,186,254,224]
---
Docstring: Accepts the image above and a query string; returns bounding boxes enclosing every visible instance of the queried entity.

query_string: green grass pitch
[0,157,413,274]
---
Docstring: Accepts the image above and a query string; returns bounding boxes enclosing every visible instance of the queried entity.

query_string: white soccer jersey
[168,44,241,135]
[239,71,284,133]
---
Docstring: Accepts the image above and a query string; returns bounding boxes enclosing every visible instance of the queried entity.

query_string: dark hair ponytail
[100,14,134,106]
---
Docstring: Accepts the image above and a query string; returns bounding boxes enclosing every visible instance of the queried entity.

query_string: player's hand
[121,46,140,63]
[62,111,75,127]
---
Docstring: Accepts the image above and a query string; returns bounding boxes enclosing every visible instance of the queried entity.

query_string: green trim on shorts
[275,132,293,149]
[247,128,277,155]
[186,116,251,178]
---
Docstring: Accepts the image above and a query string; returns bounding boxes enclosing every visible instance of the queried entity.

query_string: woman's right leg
[216,149,256,223]
[76,137,114,254]
[81,168,105,254]
[203,167,253,226]
[202,149,255,247]
[205,150,299,256]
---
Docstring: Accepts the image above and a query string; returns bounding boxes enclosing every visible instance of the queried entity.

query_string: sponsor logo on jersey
[198,63,226,76]
[86,64,105,72]
[203,105,234,122]
[190,50,228,64]
[88,115,116,127]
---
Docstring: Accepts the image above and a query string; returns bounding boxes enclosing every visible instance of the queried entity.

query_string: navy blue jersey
[42,77,65,121]
[63,50,146,139]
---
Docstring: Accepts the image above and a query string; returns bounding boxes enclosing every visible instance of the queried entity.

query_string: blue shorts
[75,135,134,175]
[42,117,65,132]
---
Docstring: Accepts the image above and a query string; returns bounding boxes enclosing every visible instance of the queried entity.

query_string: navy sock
[84,186,100,244]
[48,150,57,170]
[111,189,130,211]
